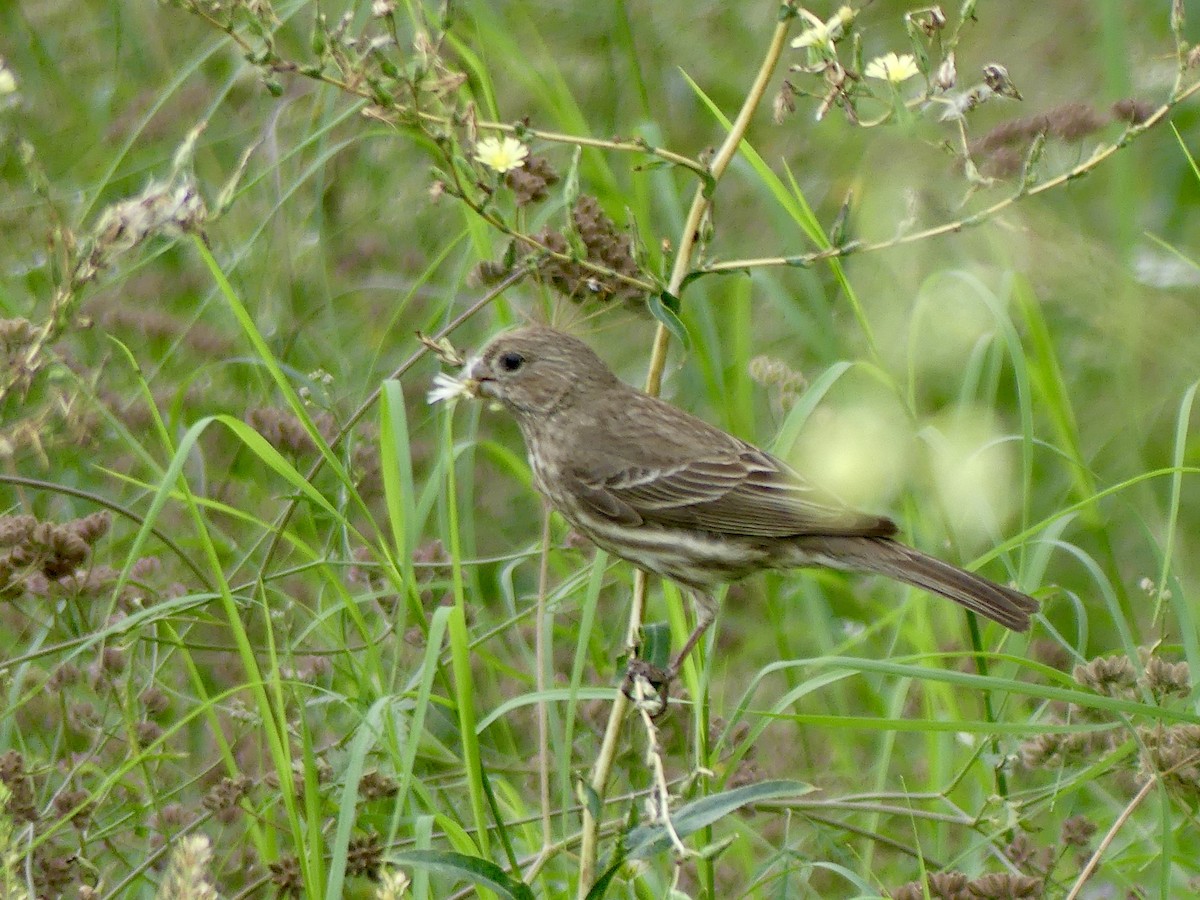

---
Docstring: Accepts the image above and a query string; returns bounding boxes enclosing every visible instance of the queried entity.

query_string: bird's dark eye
[499,351,525,373]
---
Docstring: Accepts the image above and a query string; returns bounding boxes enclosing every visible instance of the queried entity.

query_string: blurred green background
[2,0,1200,897]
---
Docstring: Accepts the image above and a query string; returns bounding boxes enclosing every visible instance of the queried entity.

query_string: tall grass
[1,1,1199,897]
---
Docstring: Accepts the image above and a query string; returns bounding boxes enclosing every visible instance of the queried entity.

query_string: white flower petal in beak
[427,372,478,405]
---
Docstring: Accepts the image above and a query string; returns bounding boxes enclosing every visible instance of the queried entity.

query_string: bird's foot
[622,658,674,717]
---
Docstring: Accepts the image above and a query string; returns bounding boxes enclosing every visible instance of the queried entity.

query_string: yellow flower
[864,52,920,84]
[474,136,528,173]
[791,6,854,53]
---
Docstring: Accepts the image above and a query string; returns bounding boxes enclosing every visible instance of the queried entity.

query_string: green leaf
[639,621,673,670]
[626,780,816,859]
[772,361,854,456]
[579,777,603,824]
[646,291,690,351]
[387,850,534,900]
[585,854,626,900]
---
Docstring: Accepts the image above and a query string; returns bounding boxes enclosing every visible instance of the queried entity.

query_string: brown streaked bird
[434,325,1038,679]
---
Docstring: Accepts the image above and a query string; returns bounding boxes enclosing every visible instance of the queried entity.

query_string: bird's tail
[794,536,1039,631]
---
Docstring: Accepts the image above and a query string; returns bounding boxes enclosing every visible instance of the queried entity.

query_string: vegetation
[2,0,1200,897]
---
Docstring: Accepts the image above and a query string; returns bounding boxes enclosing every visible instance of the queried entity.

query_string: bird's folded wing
[571,448,897,538]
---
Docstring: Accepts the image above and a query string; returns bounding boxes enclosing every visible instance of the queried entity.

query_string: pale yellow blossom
[474,136,528,173]
[791,6,854,53]
[865,52,920,84]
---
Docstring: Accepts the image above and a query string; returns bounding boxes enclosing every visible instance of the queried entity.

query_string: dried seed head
[934,52,957,91]
[346,832,384,879]
[1142,654,1191,699]
[376,868,412,900]
[1061,814,1097,847]
[505,154,560,205]
[967,872,1042,898]
[135,720,163,747]
[0,515,36,546]
[1111,97,1155,125]
[1044,102,1108,141]
[982,63,1022,100]
[773,80,798,124]
[1073,653,1137,697]
[159,834,219,900]
[1138,724,1200,800]
[358,770,400,801]
[52,788,92,829]
[203,775,253,812]
[485,196,646,306]
[0,317,36,350]
[890,870,969,899]
[69,511,111,546]
[269,854,303,898]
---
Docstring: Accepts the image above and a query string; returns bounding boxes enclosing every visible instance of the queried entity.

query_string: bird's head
[431,326,620,420]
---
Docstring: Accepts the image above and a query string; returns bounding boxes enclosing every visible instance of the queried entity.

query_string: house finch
[433,325,1038,678]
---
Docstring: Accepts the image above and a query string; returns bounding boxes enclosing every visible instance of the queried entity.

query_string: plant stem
[575,12,795,894]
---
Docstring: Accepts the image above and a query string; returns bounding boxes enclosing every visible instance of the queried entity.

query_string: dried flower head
[1005,832,1038,869]
[33,844,77,898]
[934,53,958,91]
[92,177,207,259]
[52,788,92,829]
[269,854,303,898]
[505,154,560,205]
[982,63,1023,100]
[1061,814,1097,848]
[155,834,218,900]
[346,832,384,880]
[967,872,1041,898]
[749,355,806,414]
[247,407,334,456]
[135,720,164,747]
[916,7,948,35]
[0,318,35,351]
[772,79,798,124]
[1142,654,1191,699]
[203,775,253,812]
[479,195,645,305]
[358,771,400,801]
[890,870,968,899]
[1111,97,1155,125]
[1139,723,1200,799]
[376,868,411,900]
[1074,653,1137,698]
[0,751,37,824]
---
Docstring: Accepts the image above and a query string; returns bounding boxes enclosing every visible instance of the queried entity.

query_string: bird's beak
[473,377,499,398]
[427,354,503,407]
[462,355,499,398]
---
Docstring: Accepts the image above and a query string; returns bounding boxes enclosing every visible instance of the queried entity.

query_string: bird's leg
[623,590,716,713]
[665,590,716,680]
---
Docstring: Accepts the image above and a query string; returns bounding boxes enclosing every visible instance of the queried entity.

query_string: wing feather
[572,445,896,538]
